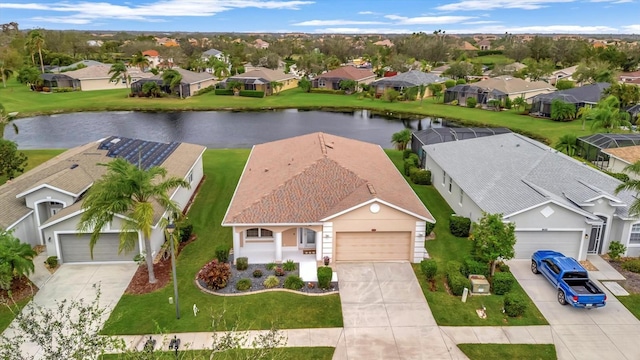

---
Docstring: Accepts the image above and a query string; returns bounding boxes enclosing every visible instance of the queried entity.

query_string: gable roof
[472,75,555,94]
[316,66,376,81]
[531,82,610,105]
[143,68,214,85]
[413,127,511,146]
[371,70,448,88]
[602,145,640,165]
[425,133,636,219]
[223,133,433,225]
[228,67,296,83]
[49,60,105,73]
[202,48,222,57]
[552,65,579,77]
[142,50,159,57]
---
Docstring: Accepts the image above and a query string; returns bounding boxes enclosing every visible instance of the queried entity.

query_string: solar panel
[98,136,180,170]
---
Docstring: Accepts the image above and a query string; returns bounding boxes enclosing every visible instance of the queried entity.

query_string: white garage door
[59,233,139,263]
[514,231,582,259]
[335,232,411,262]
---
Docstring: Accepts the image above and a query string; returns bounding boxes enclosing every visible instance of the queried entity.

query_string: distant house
[254,39,270,49]
[142,50,162,68]
[201,48,230,74]
[530,83,610,118]
[223,67,298,96]
[603,145,640,179]
[312,66,376,90]
[444,75,556,106]
[477,39,491,51]
[619,71,640,85]
[548,65,579,85]
[459,41,478,51]
[370,70,448,98]
[373,39,394,47]
[430,65,450,76]
[63,65,154,91]
[48,60,105,73]
[131,68,216,97]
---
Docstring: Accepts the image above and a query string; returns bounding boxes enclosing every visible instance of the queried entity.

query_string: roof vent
[70,164,79,169]
[367,183,376,195]
[264,168,269,172]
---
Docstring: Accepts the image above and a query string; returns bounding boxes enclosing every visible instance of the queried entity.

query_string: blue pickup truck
[531,250,606,308]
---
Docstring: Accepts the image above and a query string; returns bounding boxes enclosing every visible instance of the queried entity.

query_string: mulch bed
[124,235,197,295]
[604,256,640,294]
[0,276,38,304]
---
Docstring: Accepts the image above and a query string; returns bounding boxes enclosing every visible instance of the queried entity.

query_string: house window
[442,171,446,185]
[318,79,326,87]
[245,84,256,90]
[459,189,464,205]
[245,228,273,238]
[629,224,640,245]
[448,177,453,193]
[198,83,201,89]
[187,171,193,184]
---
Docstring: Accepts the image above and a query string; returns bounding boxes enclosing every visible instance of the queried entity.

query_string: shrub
[556,79,575,91]
[274,267,285,276]
[197,259,231,290]
[492,272,515,295]
[214,89,234,95]
[497,262,510,273]
[449,215,471,237]
[0,263,12,291]
[605,171,630,182]
[309,88,346,95]
[456,79,467,85]
[284,275,304,290]
[383,88,400,102]
[420,259,438,281]
[411,169,432,185]
[236,278,252,291]
[236,257,249,271]
[239,90,265,98]
[178,222,193,243]
[283,259,296,271]
[504,293,527,317]
[504,96,512,110]
[608,241,627,261]
[215,245,230,262]
[466,97,477,108]
[45,256,58,268]
[194,85,215,96]
[403,149,413,159]
[462,257,489,277]
[408,153,420,167]
[444,79,456,89]
[266,262,277,270]
[252,269,263,278]
[263,275,280,288]
[425,222,435,236]
[408,166,420,180]
[404,159,416,176]
[446,261,469,296]
[622,259,640,273]
[450,99,459,106]
[317,266,333,289]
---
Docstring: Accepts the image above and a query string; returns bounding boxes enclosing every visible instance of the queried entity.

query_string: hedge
[403,149,413,159]
[411,169,432,185]
[446,261,470,296]
[504,292,527,317]
[420,259,437,281]
[214,89,234,95]
[317,266,333,289]
[404,159,416,176]
[462,257,489,278]
[492,272,515,295]
[239,90,265,98]
[449,215,471,237]
[310,88,346,95]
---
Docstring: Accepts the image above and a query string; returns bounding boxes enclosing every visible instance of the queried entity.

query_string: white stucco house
[423,133,640,260]
[0,136,205,264]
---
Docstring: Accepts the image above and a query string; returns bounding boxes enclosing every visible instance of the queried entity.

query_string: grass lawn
[470,54,516,67]
[0,78,595,145]
[458,344,556,360]
[387,150,548,326]
[0,149,65,185]
[101,150,342,335]
[618,294,640,320]
[0,297,32,332]
[100,347,334,359]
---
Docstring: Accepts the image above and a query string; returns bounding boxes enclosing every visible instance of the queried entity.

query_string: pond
[5,109,450,149]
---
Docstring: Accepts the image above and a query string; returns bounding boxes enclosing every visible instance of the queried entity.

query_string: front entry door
[299,228,316,248]
[588,216,608,254]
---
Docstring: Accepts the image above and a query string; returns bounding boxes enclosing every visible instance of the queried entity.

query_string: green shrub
[45,256,58,268]
[236,257,248,271]
[446,261,469,296]
[411,169,432,185]
[556,79,575,90]
[0,263,12,291]
[605,171,630,182]
[284,275,305,290]
[194,85,215,96]
[403,149,413,159]
[408,153,420,167]
[622,259,640,273]
[492,272,515,295]
[420,259,438,281]
[425,222,435,236]
[252,269,263,278]
[504,292,527,317]
[466,97,477,108]
[197,259,231,290]
[263,275,280,288]
[283,259,296,271]
[239,90,265,98]
[462,257,489,278]
[497,262,510,273]
[404,159,416,176]
[266,262,277,270]
[608,241,627,261]
[444,79,456,88]
[456,79,467,85]
[450,99,459,106]
[214,89,234,95]
[178,222,193,243]
[408,166,420,180]
[309,88,346,95]
[317,266,333,289]
[215,245,229,262]
[504,96,512,109]
[449,215,471,237]
[236,278,252,291]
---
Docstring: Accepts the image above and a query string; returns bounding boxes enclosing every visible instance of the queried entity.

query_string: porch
[233,248,333,282]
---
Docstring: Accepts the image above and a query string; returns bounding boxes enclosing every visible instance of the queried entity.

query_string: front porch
[233,248,336,283]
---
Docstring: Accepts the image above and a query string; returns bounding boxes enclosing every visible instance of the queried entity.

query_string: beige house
[312,66,376,90]
[63,65,153,91]
[222,133,435,268]
[224,67,298,95]
[548,65,579,85]
[444,75,556,106]
[131,68,216,97]
[603,146,640,179]
[0,137,205,264]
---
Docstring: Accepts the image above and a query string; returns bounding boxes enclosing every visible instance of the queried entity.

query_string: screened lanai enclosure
[444,84,507,106]
[578,133,640,169]
[529,83,610,118]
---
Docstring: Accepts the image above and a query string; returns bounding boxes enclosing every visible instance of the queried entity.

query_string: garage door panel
[514,231,581,259]
[336,232,411,262]
[59,233,139,263]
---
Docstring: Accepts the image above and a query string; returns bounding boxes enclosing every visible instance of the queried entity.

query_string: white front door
[299,228,316,248]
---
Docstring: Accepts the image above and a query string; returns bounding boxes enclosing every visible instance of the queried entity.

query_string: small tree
[338,79,357,93]
[226,80,243,95]
[269,81,283,95]
[142,81,161,98]
[512,96,527,112]
[551,99,576,122]
[471,212,516,276]
[0,139,27,179]
[391,129,412,150]
[383,88,400,102]
[298,77,311,92]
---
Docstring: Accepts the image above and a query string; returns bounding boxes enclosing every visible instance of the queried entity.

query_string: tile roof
[425,133,636,219]
[142,50,159,57]
[473,75,555,94]
[223,133,433,225]
[62,65,153,80]
[602,145,640,165]
[228,67,296,82]
[316,66,376,81]
[371,70,447,87]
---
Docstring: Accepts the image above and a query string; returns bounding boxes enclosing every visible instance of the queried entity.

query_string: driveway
[333,262,465,360]
[509,259,640,360]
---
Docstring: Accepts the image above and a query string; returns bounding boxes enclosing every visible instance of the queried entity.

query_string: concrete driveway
[333,262,464,360]
[509,259,640,360]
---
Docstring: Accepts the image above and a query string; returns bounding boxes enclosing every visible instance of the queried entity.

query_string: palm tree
[108,62,129,88]
[0,60,14,88]
[208,58,229,80]
[512,96,527,112]
[391,129,412,150]
[0,103,18,139]
[270,81,283,95]
[616,161,640,216]
[130,52,150,72]
[226,80,243,95]
[589,95,632,132]
[577,106,592,131]
[554,134,578,156]
[27,30,45,74]
[78,158,189,284]
[162,69,183,98]
[550,99,576,122]
[142,82,161,98]
[0,230,37,281]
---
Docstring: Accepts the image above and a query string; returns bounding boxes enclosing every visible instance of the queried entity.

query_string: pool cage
[577,133,640,169]
[443,84,506,107]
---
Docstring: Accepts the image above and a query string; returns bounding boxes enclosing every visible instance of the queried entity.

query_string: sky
[0,0,639,34]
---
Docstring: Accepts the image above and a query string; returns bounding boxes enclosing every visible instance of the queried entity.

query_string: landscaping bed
[605,256,640,294]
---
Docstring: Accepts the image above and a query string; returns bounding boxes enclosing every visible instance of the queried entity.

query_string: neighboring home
[444,75,555,106]
[312,66,376,90]
[48,60,105,73]
[141,50,172,69]
[619,71,640,85]
[477,39,491,51]
[626,104,640,121]
[411,127,511,167]
[63,65,154,91]
[530,82,610,118]
[86,40,103,47]
[603,145,640,179]
[548,65,579,85]
[223,67,298,95]
[39,73,75,90]
[374,39,394,47]
[577,133,640,167]
[423,132,640,260]
[430,64,450,76]
[201,48,230,74]
[254,39,270,49]
[0,136,205,264]
[222,132,435,272]
[370,70,448,98]
[459,41,478,51]
[131,68,216,97]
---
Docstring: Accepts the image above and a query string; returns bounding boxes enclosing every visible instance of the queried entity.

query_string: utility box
[469,275,490,295]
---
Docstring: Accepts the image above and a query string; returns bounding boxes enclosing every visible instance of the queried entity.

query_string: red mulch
[0,276,38,304]
[124,235,197,295]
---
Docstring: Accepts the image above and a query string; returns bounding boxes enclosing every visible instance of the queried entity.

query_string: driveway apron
[509,259,640,360]
[334,262,459,360]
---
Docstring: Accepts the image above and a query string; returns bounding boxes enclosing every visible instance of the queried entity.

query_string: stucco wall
[607,158,639,180]
[24,188,75,210]
[187,79,216,97]
[80,78,128,91]
[171,154,204,211]
[8,213,39,247]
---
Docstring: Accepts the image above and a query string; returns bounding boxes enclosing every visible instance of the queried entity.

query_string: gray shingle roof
[202,48,222,57]
[531,83,610,105]
[371,70,448,87]
[413,127,511,146]
[144,68,214,85]
[425,133,636,219]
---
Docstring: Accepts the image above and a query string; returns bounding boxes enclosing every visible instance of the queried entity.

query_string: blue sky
[0,0,638,34]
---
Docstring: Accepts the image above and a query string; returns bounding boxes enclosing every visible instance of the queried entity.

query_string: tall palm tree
[554,134,578,156]
[589,95,632,132]
[0,230,37,281]
[391,129,412,150]
[162,69,183,98]
[108,62,129,88]
[78,158,189,284]
[130,52,150,72]
[27,30,46,74]
[0,60,14,88]
[577,105,592,131]
[210,58,229,80]
[616,161,640,216]
[0,103,18,139]
[512,96,527,112]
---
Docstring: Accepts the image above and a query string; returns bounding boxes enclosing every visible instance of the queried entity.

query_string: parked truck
[531,250,606,308]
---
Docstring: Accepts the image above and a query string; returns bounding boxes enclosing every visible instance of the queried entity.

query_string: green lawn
[0,78,594,145]
[0,297,31,332]
[458,344,556,360]
[101,150,342,335]
[387,150,548,326]
[470,54,516,67]
[0,149,65,185]
[101,347,334,359]
[619,294,640,320]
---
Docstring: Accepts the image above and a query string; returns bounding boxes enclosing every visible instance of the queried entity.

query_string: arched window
[245,228,273,239]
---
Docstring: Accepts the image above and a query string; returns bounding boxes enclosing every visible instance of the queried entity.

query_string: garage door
[335,232,411,262]
[59,233,139,263]
[514,231,582,259]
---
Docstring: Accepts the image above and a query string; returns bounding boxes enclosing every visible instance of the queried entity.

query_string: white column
[232,230,240,262]
[316,231,322,261]
[275,232,283,262]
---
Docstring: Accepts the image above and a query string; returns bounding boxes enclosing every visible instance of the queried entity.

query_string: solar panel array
[98,136,180,170]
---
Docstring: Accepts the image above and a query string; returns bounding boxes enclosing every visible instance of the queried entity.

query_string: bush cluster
[178,222,193,243]
[236,257,249,271]
[607,241,627,261]
[238,90,265,98]
[466,97,477,108]
[317,266,333,289]
[263,275,280,288]
[214,89,234,95]
[411,169,432,185]
[284,275,305,290]
[425,222,435,237]
[266,262,277,270]
[45,256,58,268]
[283,260,296,271]
[236,278,252,291]
[605,171,630,182]
[492,272,515,295]
[449,215,471,237]
[215,245,229,262]
[462,257,489,278]
[420,259,438,281]
[503,293,527,317]
[622,259,640,273]
[446,261,470,296]
[252,269,263,278]
[197,259,231,290]
[194,85,215,96]
[444,79,456,89]
[402,149,413,159]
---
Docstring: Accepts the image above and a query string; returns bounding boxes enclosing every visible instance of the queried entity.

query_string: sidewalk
[439,326,553,345]
[28,252,54,289]
[587,255,626,281]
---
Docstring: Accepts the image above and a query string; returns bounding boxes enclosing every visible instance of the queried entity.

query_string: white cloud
[622,24,640,31]
[463,20,500,25]
[590,0,632,2]
[436,0,575,11]
[384,14,475,24]
[311,27,413,34]
[358,11,378,15]
[292,20,385,26]
[444,24,619,34]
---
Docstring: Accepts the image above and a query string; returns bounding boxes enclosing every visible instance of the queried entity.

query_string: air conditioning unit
[469,274,490,295]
